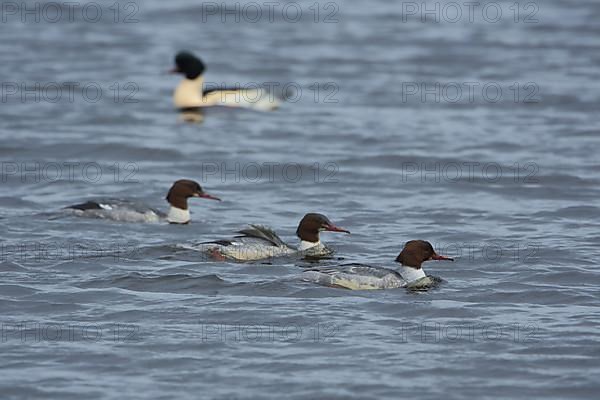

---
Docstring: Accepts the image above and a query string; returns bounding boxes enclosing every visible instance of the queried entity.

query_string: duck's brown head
[395,240,453,269]
[295,213,350,243]
[166,179,220,210]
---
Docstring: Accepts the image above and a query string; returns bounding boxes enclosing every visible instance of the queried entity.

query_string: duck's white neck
[174,76,205,108]
[399,266,427,283]
[167,206,190,224]
[298,240,320,251]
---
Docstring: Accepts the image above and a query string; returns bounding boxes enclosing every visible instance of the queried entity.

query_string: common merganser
[66,179,220,224]
[187,213,350,261]
[171,51,280,112]
[302,240,453,290]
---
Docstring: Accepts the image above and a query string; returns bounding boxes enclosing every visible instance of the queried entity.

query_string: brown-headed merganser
[302,240,453,290]
[188,213,350,261]
[66,179,220,224]
[171,51,280,112]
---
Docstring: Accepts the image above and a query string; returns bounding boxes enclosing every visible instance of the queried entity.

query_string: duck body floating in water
[66,179,220,224]
[302,240,453,290]
[171,51,281,113]
[187,213,350,261]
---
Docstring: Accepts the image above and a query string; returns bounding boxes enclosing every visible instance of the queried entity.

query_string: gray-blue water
[1,0,600,398]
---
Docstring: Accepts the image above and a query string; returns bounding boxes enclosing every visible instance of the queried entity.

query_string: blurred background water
[1,0,599,398]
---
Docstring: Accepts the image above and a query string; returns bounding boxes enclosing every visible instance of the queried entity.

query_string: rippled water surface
[1,0,600,398]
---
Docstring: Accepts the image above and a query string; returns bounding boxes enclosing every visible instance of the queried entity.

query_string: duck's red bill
[325,224,350,234]
[432,254,454,261]
[198,193,221,201]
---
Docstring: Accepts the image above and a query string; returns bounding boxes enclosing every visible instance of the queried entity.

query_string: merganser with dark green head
[171,51,280,112]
